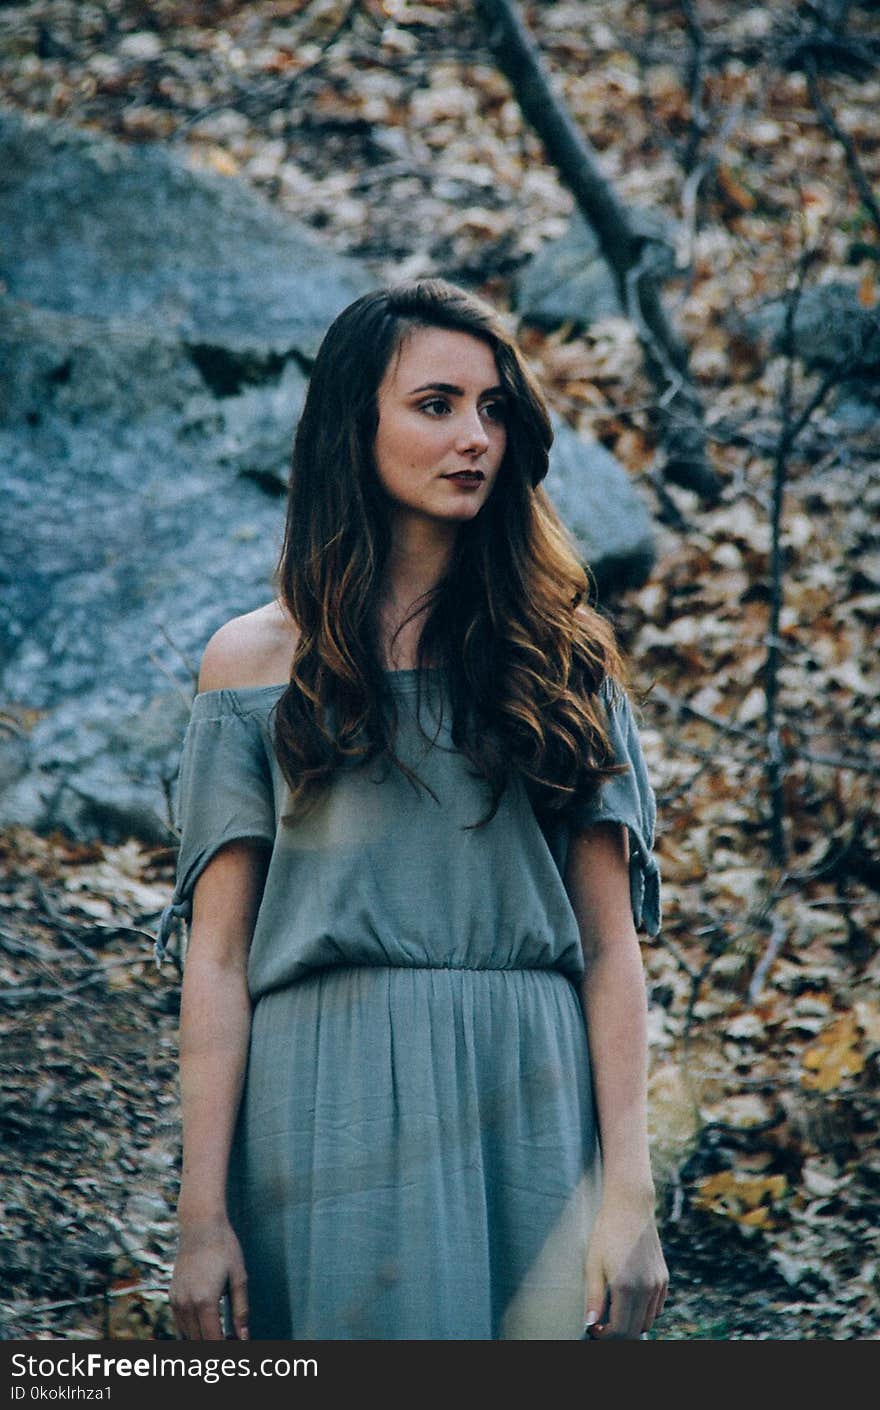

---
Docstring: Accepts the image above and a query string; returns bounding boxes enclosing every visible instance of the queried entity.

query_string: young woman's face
[373,326,507,527]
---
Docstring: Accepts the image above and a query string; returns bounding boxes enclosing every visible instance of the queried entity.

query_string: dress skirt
[228,963,598,1340]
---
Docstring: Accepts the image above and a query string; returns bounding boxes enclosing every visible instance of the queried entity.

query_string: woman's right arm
[170,838,269,1342]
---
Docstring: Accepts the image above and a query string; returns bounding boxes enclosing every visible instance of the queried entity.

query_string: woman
[156,278,667,1341]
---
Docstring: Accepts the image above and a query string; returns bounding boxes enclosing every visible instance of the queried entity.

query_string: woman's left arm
[565,820,669,1339]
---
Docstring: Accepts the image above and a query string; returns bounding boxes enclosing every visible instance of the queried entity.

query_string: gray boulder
[515,207,677,330]
[0,109,655,845]
[546,420,655,593]
[746,282,880,371]
[0,107,371,360]
[744,282,880,428]
[0,300,309,844]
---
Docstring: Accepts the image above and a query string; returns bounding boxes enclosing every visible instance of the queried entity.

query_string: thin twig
[650,685,758,744]
[680,0,710,175]
[155,619,201,696]
[31,876,67,926]
[786,317,880,450]
[669,1171,685,1223]
[805,57,880,237]
[658,696,762,803]
[7,1282,167,1319]
[764,243,816,866]
[0,956,158,1006]
[57,928,96,964]
[653,687,879,779]
[147,651,196,711]
[763,231,880,865]
[171,0,364,140]
[796,749,880,777]
[682,957,716,1044]
[29,880,163,945]
[748,911,787,1003]
[82,921,165,941]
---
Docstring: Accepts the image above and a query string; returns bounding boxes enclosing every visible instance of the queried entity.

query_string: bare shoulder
[197,600,301,693]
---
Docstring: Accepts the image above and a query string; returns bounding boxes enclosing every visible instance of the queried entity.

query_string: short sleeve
[568,680,662,936]
[153,692,277,966]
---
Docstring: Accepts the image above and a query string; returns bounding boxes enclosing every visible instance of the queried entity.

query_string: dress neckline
[193,666,441,704]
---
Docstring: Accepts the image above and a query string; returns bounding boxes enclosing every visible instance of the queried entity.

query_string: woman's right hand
[170,1217,249,1341]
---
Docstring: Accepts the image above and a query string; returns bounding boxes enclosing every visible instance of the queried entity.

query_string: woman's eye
[419,398,450,416]
[481,400,506,423]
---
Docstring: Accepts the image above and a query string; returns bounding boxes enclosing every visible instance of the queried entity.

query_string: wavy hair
[272,278,627,828]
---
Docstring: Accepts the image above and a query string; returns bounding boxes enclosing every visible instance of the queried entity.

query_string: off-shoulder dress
[155,667,660,1340]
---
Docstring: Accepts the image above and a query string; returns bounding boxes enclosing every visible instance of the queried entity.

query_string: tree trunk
[475,0,720,500]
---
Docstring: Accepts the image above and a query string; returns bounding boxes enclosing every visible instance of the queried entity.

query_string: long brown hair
[272,278,626,828]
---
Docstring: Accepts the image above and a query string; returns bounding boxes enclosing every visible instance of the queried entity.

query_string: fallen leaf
[858,269,877,309]
[801,1013,865,1093]
[725,1012,767,1042]
[693,1170,788,1227]
[700,1093,779,1129]
[716,163,757,211]
[801,1159,849,1199]
[853,1000,880,1047]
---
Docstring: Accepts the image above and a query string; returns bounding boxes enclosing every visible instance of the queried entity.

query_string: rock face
[747,282,880,373]
[514,207,677,330]
[744,282,880,430]
[0,109,655,844]
[0,108,371,361]
[544,421,656,592]
[515,212,623,329]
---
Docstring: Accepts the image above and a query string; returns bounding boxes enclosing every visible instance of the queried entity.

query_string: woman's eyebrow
[409,381,506,397]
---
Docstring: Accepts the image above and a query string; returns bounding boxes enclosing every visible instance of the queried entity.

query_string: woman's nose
[457,408,490,453]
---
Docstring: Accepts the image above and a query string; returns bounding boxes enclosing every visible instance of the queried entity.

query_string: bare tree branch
[680,0,711,175]
[474,0,720,500]
[764,252,809,867]
[171,0,365,140]
[650,685,880,778]
[763,235,880,867]
[748,911,787,1003]
[804,57,880,238]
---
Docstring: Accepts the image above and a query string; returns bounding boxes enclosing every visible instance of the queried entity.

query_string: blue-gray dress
[155,668,660,1340]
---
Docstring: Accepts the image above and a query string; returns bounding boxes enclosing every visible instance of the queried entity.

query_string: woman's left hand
[584,1192,668,1339]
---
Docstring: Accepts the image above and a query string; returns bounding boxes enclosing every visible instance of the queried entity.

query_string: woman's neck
[377,528,454,671]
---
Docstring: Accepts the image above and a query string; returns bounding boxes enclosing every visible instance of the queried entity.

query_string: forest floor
[1,0,878,1340]
[1,825,877,1342]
